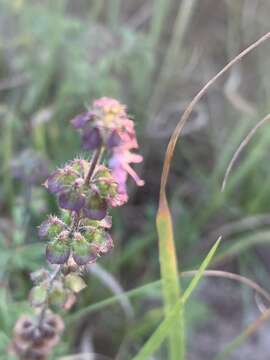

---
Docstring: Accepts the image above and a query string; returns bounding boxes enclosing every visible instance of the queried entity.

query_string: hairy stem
[85,147,102,184]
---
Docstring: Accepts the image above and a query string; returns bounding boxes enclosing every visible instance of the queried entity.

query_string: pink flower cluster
[71,97,144,204]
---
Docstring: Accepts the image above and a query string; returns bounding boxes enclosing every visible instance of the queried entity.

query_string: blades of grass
[213,307,270,360]
[66,267,270,325]
[87,263,134,320]
[212,230,270,266]
[157,32,270,244]
[222,113,270,191]
[107,0,121,31]
[112,232,155,270]
[132,238,221,360]
[2,111,14,213]
[248,175,270,212]
[154,28,270,360]
[149,0,198,113]
[159,32,270,198]
[157,194,185,360]
[66,280,161,324]
[196,133,270,226]
[149,0,171,48]
[181,237,221,303]
[90,0,104,20]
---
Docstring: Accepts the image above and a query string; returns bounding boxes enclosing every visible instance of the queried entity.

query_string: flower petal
[82,127,102,150]
[107,130,122,148]
[70,112,92,129]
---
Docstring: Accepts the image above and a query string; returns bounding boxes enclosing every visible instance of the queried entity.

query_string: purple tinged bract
[82,127,102,150]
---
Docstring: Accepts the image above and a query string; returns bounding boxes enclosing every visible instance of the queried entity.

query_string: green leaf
[132,237,221,360]
[156,195,184,360]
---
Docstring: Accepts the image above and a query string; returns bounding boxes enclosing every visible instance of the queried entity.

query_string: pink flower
[108,143,144,205]
[71,97,144,202]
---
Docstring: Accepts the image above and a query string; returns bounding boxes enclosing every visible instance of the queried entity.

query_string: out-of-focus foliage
[1,0,270,359]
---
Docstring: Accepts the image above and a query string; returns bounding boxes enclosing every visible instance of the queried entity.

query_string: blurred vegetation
[1,0,270,358]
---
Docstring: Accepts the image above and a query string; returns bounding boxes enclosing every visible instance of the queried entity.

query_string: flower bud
[64,273,86,294]
[29,285,47,307]
[83,192,107,220]
[38,216,65,239]
[71,232,96,265]
[84,228,113,257]
[48,280,66,307]
[46,232,70,264]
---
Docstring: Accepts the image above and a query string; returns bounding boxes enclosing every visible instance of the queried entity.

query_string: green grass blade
[66,280,161,324]
[181,237,221,303]
[2,112,14,213]
[149,0,171,48]
[132,237,221,360]
[212,230,270,265]
[157,195,184,360]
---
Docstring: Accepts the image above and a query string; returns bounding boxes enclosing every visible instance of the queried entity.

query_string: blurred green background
[1,0,270,359]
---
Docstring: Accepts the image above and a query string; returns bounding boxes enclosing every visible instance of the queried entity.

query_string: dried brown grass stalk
[221,113,270,191]
[182,270,270,304]
[160,31,270,199]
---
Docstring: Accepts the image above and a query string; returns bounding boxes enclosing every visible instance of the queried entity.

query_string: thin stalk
[222,113,270,191]
[213,307,270,360]
[37,265,62,329]
[85,147,102,184]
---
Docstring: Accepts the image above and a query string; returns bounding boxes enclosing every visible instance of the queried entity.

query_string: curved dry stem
[182,270,270,305]
[160,31,270,199]
[221,113,270,191]
[214,306,270,360]
[67,269,270,323]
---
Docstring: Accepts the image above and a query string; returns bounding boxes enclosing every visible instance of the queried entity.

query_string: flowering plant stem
[11,97,144,359]
[37,265,62,328]
[85,147,103,184]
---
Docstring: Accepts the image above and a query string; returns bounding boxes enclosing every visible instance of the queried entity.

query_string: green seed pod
[64,274,86,293]
[29,285,47,307]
